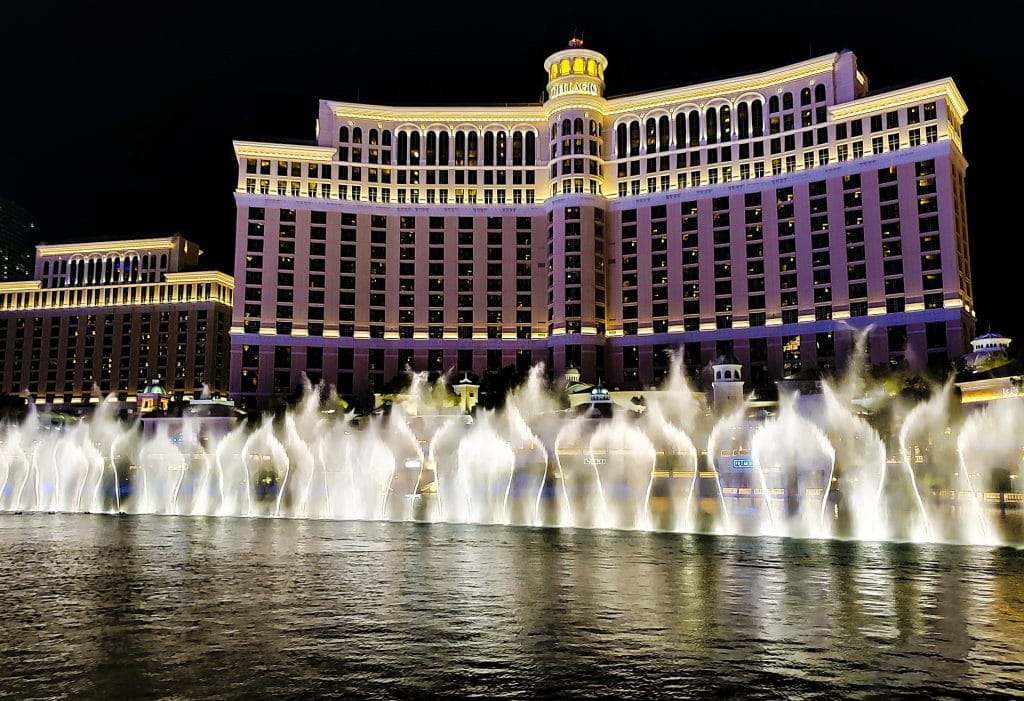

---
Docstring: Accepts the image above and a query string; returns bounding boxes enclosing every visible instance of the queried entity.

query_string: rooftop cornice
[323,100,547,123]
[603,53,841,115]
[165,271,235,288]
[36,237,183,256]
[828,78,967,123]
[234,140,337,161]
[0,280,42,292]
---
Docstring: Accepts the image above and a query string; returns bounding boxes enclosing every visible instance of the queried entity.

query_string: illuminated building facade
[230,41,973,404]
[0,236,233,407]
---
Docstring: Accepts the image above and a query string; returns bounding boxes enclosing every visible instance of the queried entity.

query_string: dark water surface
[1,514,1023,699]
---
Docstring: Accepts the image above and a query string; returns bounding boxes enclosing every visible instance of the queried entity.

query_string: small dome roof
[713,353,740,366]
[142,378,167,395]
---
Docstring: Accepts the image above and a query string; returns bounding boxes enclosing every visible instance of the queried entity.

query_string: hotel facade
[0,236,233,407]
[230,42,973,404]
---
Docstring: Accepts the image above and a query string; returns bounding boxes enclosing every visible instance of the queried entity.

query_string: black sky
[0,3,1017,337]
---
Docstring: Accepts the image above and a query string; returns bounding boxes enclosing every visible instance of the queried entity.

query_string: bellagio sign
[548,80,600,98]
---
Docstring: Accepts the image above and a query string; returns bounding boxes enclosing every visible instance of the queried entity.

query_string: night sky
[0,3,1015,337]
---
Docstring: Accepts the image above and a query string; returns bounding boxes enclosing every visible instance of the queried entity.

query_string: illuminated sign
[732,458,754,469]
[549,80,600,98]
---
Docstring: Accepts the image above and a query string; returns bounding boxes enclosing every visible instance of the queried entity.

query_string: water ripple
[1,513,1023,699]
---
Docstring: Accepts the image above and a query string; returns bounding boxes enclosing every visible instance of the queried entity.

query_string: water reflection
[0,514,1022,699]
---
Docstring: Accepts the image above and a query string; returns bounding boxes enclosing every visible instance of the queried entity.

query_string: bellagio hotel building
[230,40,973,404]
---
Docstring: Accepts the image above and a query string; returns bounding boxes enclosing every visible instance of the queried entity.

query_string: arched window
[426,131,437,165]
[706,107,718,144]
[42,261,49,277]
[160,254,167,276]
[455,131,465,165]
[369,128,379,145]
[105,257,113,283]
[616,123,628,158]
[397,131,408,166]
[768,95,780,113]
[800,87,811,106]
[645,118,656,151]
[629,121,640,157]
[467,132,478,165]
[586,59,597,76]
[512,132,523,166]
[339,126,349,142]
[589,119,599,136]
[737,103,749,139]
[496,131,507,166]
[438,131,449,165]
[410,132,421,165]
[562,119,571,136]
[382,130,392,147]
[815,84,826,102]
[352,127,363,143]
[484,132,494,166]
[573,117,583,134]
[675,113,686,148]
[688,112,700,147]
[658,115,670,151]
[724,370,732,379]
[525,131,536,166]
[716,370,722,380]
[573,57,584,73]
[559,58,570,75]
[782,92,793,110]
[751,100,764,137]
[720,105,731,141]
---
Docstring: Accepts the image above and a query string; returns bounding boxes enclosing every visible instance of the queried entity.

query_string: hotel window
[923,102,937,120]
[925,126,938,143]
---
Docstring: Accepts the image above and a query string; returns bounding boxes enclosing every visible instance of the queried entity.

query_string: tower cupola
[543,37,608,102]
